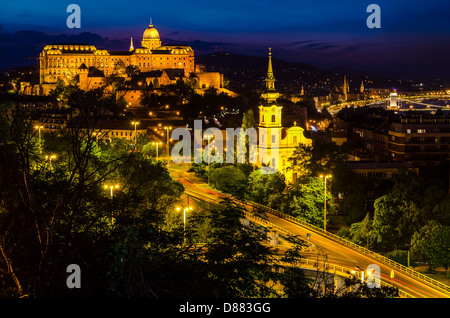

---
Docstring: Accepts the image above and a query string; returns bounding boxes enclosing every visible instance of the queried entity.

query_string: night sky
[1,0,450,78]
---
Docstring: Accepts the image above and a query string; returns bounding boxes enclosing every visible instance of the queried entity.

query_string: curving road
[172,170,450,299]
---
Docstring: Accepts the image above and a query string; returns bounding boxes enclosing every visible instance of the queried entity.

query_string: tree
[209,165,248,198]
[0,94,186,297]
[105,73,126,93]
[370,168,445,251]
[410,221,450,273]
[348,213,374,248]
[249,169,286,207]
[331,164,367,224]
[201,198,278,297]
[241,109,256,130]
[286,177,333,228]
[288,141,348,181]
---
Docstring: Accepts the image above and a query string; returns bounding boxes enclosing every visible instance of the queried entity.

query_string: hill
[196,52,430,95]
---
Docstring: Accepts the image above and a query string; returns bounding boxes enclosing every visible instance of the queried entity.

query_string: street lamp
[176,206,193,232]
[104,184,120,199]
[93,132,99,157]
[319,174,332,232]
[34,125,43,154]
[152,142,161,160]
[163,126,172,160]
[45,154,57,169]
[204,134,213,184]
[131,121,139,146]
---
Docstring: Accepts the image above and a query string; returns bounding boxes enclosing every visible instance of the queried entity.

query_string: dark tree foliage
[0,90,400,298]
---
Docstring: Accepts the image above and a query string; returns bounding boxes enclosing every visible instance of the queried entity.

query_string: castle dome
[143,21,160,40]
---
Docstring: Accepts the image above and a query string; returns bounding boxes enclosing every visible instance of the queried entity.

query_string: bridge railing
[275,257,414,298]
[185,188,450,295]
[246,198,450,295]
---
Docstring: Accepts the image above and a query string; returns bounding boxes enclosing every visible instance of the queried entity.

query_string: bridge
[175,174,450,298]
[327,93,450,115]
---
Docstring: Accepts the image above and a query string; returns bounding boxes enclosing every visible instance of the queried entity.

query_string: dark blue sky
[1,0,450,77]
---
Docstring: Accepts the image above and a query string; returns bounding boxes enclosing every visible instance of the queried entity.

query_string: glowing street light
[204,134,213,184]
[34,125,43,154]
[176,206,193,232]
[131,121,140,146]
[104,184,120,199]
[152,142,162,160]
[163,126,172,159]
[45,154,57,169]
[319,174,332,232]
[93,132,99,157]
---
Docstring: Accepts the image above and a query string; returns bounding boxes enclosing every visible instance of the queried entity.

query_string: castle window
[293,136,297,144]
[271,114,276,122]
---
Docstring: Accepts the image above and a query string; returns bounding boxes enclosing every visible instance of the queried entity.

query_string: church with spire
[257,48,312,183]
[38,20,195,93]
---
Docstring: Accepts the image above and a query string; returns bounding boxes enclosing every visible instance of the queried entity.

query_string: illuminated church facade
[38,20,195,93]
[257,48,312,183]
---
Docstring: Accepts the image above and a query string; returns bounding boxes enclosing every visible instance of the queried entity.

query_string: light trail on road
[175,175,450,298]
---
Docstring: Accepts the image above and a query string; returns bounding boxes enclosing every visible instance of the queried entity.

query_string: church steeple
[129,37,134,51]
[261,47,280,104]
[343,75,348,101]
[265,47,275,91]
[259,48,282,128]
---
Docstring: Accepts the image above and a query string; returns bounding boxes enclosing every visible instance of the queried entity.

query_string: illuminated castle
[38,20,195,94]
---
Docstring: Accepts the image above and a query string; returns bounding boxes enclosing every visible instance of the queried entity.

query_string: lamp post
[104,184,119,224]
[34,125,43,154]
[45,154,56,169]
[204,134,212,184]
[93,132,99,157]
[152,142,161,160]
[164,126,172,161]
[176,206,193,233]
[131,121,139,146]
[319,174,332,232]
[104,184,119,199]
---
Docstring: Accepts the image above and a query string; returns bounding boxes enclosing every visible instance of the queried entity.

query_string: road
[169,165,450,298]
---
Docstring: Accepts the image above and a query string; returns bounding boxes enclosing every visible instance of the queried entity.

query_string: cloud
[299,42,339,51]
[286,40,313,47]
[166,31,180,37]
